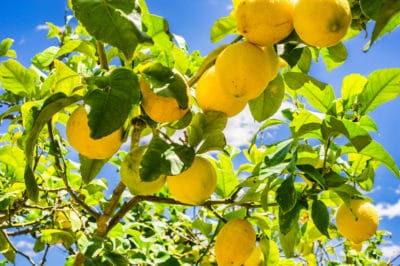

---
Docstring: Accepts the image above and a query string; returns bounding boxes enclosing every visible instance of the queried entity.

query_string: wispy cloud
[224,101,293,148]
[15,240,36,257]
[376,200,400,219]
[381,244,400,261]
[36,24,50,31]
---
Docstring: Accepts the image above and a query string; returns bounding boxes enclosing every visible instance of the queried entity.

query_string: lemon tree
[0,0,399,265]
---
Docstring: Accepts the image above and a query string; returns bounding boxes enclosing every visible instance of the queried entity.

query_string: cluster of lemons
[64,0,379,263]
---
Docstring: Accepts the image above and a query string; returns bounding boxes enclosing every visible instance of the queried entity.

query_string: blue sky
[1,0,400,264]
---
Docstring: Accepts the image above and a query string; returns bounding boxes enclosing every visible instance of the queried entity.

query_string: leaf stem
[96,40,109,71]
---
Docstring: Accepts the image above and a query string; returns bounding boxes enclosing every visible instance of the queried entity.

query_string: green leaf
[358,68,400,115]
[24,93,81,201]
[79,155,108,184]
[141,62,189,109]
[276,176,297,214]
[260,238,280,265]
[297,165,325,189]
[357,164,375,191]
[0,38,16,58]
[341,73,367,103]
[40,229,75,248]
[213,153,239,198]
[187,111,227,151]
[52,60,81,96]
[142,13,169,38]
[330,184,362,207]
[279,222,299,258]
[56,40,96,59]
[85,67,140,139]
[140,136,195,181]
[283,72,327,91]
[311,200,330,237]
[363,0,400,50]
[31,46,59,69]
[249,75,285,122]
[104,251,129,266]
[321,116,372,151]
[0,59,35,96]
[290,110,322,139]
[265,139,293,167]
[192,219,212,236]
[210,15,237,43]
[357,141,399,177]
[320,42,347,72]
[71,0,152,60]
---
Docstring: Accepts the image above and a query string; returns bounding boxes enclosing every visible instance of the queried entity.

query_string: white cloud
[395,186,400,194]
[381,244,400,260]
[15,240,36,257]
[224,101,293,148]
[224,106,260,147]
[36,24,49,31]
[376,200,400,219]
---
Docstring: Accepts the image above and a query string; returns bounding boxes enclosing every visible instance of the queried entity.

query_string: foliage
[0,0,399,265]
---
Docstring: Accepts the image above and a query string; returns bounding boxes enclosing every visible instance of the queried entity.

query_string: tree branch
[47,121,100,220]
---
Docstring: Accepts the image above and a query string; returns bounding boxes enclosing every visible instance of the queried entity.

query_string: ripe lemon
[293,0,352,47]
[120,146,166,195]
[215,218,257,266]
[244,246,264,266]
[66,106,123,159]
[196,66,247,117]
[215,41,280,101]
[336,199,379,244]
[236,0,295,46]
[140,78,190,123]
[166,156,217,205]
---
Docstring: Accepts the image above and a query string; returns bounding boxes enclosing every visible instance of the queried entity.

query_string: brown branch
[3,230,37,266]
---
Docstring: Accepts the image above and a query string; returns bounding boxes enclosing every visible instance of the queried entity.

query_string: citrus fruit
[166,156,217,205]
[66,106,123,159]
[349,241,363,252]
[293,0,352,47]
[336,199,379,244]
[215,218,257,266]
[196,66,247,117]
[215,41,280,101]
[236,0,295,46]
[244,246,264,266]
[120,146,166,195]
[140,77,190,123]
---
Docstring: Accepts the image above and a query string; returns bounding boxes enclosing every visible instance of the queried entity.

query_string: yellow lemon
[236,0,295,45]
[336,199,379,244]
[215,41,280,101]
[244,246,264,266]
[166,156,217,205]
[293,0,352,47]
[195,66,247,117]
[215,218,257,266]
[66,106,123,159]
[140,78,190,123]
[120,146,166,195]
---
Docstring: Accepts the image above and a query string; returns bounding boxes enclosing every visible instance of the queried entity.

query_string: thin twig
[96,41,109,70]
[3,230,37,266]
[47,121,100,219]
